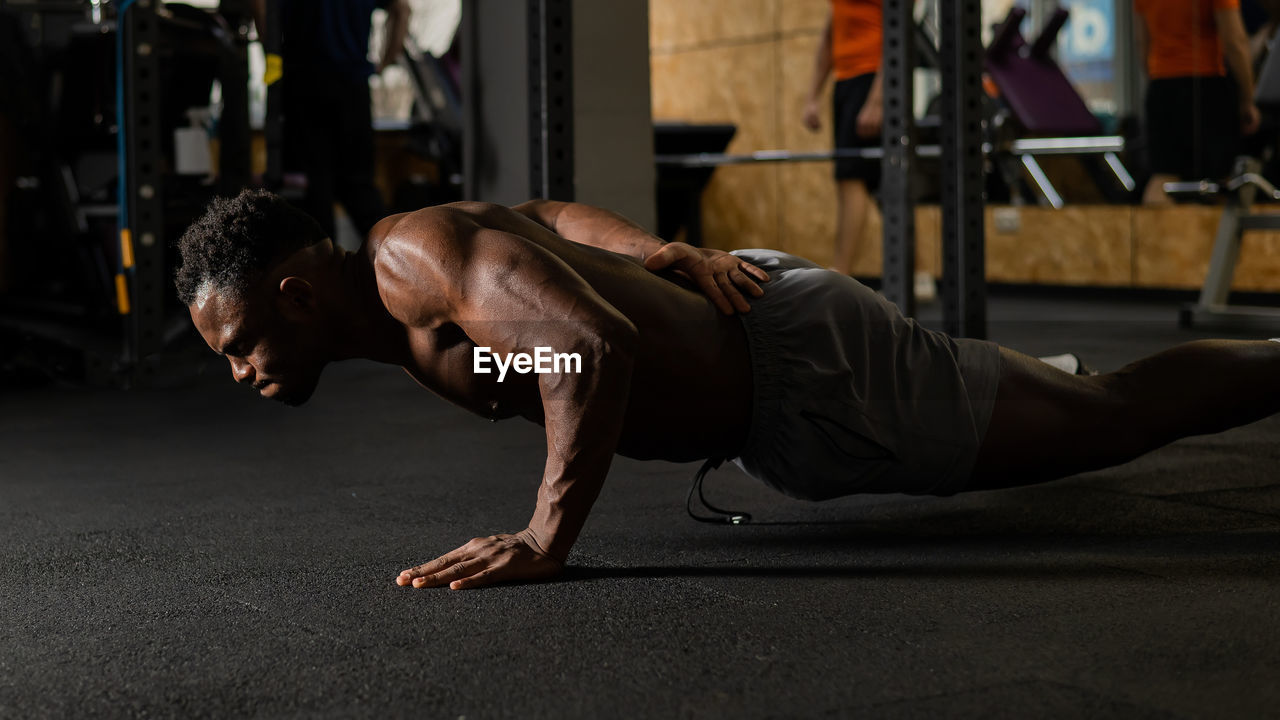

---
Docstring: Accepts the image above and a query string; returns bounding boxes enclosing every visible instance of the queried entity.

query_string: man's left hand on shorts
[644,242,771,315]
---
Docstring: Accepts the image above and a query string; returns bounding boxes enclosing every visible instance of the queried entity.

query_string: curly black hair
[175,189,326,305]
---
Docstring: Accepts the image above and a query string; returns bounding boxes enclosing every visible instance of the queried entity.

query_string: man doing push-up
[177,190,1280,590]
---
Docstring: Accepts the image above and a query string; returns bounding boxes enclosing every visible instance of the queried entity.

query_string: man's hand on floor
[397,529,563,590]
[643,242,770,315]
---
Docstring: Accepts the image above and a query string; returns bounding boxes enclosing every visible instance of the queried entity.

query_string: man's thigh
[968,347,1124,490]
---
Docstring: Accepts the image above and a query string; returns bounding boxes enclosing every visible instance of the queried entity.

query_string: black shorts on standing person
[832,71,881,191]
[1145,76,1241,181]
[280,0,391,241]
[1135,0,1259,192]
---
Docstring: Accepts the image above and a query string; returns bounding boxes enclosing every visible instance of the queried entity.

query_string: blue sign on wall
[1058,0,1115,83]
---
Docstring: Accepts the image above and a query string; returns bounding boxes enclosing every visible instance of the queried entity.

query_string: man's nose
[230,358,255,385]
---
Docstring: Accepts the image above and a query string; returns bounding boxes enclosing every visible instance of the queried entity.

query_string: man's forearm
[525,323,637,562]
[513,199,666,261]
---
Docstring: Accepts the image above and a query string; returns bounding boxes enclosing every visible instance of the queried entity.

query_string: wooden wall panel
[780,0,828,33]
[650,44,776,150]
[1133,206,1217,289]
[1227,210,1280,291]
[649,0,778,51]
[699,165,781,252]
[1133,206,1280,291]
[651,40,779,252]
[777,163,838,263]
[985,207,1132,286]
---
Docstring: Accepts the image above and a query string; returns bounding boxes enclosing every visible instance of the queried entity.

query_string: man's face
[189,285,325,406]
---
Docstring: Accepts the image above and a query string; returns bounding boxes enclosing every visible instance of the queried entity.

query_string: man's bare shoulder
[367,201,519,253]
[367,206,473,329]
[367,202,532,328]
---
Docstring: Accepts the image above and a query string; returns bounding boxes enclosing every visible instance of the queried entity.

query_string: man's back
[368,201,755,462]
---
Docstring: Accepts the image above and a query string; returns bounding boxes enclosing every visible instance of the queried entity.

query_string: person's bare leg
[832,179,872,275]
[1142,173,1178,206]
[969,340,1280,490]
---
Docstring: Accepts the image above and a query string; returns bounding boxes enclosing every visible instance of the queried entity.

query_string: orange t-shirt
[832,0,882,81]
[1134,0,1239,79]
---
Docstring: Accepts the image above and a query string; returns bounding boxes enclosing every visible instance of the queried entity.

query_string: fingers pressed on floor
[413,559,478,588]
[400,553,462,584]
[404,558,450,578]
[451,568,499,590]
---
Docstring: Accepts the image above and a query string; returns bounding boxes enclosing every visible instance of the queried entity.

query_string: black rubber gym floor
[3,292,1278,718]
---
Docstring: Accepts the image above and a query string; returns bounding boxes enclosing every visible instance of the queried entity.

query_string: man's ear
[277,276,316,320]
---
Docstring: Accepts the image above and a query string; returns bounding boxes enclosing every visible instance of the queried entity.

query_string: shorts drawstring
[686,457,752,525]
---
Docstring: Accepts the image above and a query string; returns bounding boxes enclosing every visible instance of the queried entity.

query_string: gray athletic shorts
[727,249,1001,499]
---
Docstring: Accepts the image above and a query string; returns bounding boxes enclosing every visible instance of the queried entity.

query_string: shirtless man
[179,189,1280,590]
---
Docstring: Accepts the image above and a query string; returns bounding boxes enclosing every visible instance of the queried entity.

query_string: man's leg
[832,178,871,275]
[969,340,1280,490]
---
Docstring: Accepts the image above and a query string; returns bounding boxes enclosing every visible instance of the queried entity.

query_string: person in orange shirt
[1134,0,1261,204]
[802,0,931,298]
[802,0,885,278]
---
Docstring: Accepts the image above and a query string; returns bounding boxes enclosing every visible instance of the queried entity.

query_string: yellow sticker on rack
[120,228,135,269]
[115,274,131,315]
[264,54,283,86]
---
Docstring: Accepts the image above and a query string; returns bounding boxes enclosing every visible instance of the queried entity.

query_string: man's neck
[328,247,411,366]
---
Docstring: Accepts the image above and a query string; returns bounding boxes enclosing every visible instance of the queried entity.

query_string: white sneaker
[1038,352,1098,375]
